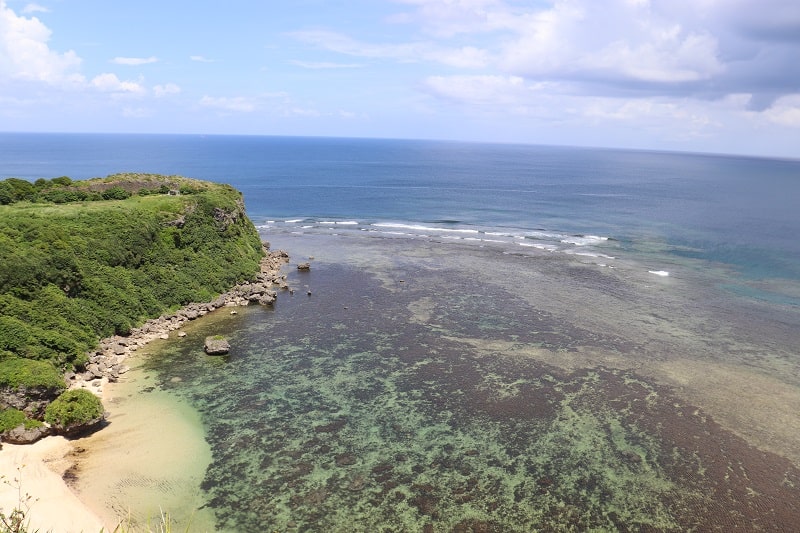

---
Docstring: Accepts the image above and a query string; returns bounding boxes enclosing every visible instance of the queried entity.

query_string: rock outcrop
[0,386,62,418]
[1,424,52,445]
[49,416,106,439]
[204,336,231,355]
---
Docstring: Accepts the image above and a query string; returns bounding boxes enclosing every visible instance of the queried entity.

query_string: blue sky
[1,0,799,157]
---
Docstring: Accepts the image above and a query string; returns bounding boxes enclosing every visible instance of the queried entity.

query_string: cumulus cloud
[302,0,800,111]
[112,56,158,66]
[90,73,145,94]
[0,0,82,84]
[762,94,800,127]
[153,83,181,97]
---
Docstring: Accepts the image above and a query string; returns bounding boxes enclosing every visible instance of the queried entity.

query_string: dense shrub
[101,186,131,200]
[44,389,104,427]
[0,174,263,374]
[0,358,66,390]
[50,176,73,187]
[0,408,43,432]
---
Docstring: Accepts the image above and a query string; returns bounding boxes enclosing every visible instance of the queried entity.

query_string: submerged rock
[204,336,231,355]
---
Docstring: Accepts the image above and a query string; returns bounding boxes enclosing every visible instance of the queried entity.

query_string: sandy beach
[0,355,217,533]
[0,437,105,533]
[70,360,216,532]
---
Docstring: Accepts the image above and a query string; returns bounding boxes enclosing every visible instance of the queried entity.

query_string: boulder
[1,424,52,445]
[204,336,231,355]
[52,416,106,439]
[86,363,104,379]
[297,262,311,271]
[258,292,277,305]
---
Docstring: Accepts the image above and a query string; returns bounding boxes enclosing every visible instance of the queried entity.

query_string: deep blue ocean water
[2,132,799,301]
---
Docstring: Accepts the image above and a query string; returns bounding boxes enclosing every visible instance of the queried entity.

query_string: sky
[1,0,799,158]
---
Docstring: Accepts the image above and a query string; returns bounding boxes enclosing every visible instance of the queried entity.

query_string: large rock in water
[204,336,231,355]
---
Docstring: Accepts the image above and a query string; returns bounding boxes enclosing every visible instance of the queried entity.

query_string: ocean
[2,133,800,531]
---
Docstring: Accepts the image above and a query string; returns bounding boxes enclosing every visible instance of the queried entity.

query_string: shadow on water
[143,263,800,532]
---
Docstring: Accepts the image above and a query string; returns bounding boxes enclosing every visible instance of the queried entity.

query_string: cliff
[0,173,267,439]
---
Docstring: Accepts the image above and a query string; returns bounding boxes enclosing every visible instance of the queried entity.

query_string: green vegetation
[0,173,263,415]
[0,409,43,433]
[0,173,204,205]
[44,389,104,427]
[0,359,66,391]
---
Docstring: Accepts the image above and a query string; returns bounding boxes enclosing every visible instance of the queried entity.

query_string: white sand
[0,360,215,533]
[0,437,105,533]
[71,368,216,532]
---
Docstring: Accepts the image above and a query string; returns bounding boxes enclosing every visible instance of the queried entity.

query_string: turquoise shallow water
[134,233,800,532]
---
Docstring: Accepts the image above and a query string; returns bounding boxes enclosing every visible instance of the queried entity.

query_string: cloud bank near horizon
[0,0,798,157]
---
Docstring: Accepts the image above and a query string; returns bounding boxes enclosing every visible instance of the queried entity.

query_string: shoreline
[69,247,290,391]
[69,363,217,532]
[0,438,106,532]
[0,247,292,532]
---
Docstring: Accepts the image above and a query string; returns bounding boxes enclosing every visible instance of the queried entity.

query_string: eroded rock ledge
[68,244,290,390]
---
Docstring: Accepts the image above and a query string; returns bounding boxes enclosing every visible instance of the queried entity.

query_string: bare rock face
[204,336,231,355]
[0,386,62,419]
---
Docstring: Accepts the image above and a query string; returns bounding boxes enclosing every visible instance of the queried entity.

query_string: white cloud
[0,0,82,84]
[581,31,724,83]
[91,73,145,94]
[190,55,215,63]
[497,1,725,85]
[391,0,511,38]
[200,95,257,112]
[291,30,488,68]
[386,0,799,107]
[153,83,181,97]
[426,46,489,69]
[112,56,159,66]
[21,3,49,14]
[762,94,800,127]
